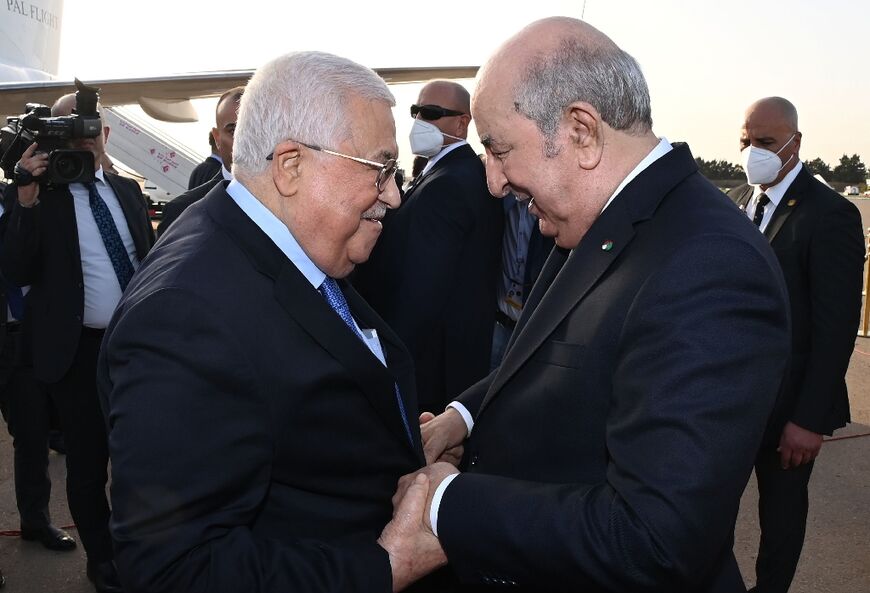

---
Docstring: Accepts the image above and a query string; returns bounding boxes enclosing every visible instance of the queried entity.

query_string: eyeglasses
[266,140,398,193]
[410,104,465,121]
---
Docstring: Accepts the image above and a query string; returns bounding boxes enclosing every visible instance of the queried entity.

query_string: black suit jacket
[97,184,432,593]
[353,144,503,413]
[156,171,221,237]
[0,174,154,383]
[729,167,864,439]
[438,144,791,592]
[187,155,222,189]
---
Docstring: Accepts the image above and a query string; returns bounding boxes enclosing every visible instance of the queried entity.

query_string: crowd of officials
[0,15,865,593]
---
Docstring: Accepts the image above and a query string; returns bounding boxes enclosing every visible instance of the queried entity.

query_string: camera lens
[53,153,84,182]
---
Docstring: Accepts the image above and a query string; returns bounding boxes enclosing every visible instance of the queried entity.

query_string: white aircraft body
[0,0,477,198]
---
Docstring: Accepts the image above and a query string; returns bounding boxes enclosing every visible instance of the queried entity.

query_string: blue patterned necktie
[319,277,413,445]
[86,181,135,291]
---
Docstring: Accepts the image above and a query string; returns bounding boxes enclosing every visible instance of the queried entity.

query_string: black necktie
[752,193,770,228]
[86,181,135,290]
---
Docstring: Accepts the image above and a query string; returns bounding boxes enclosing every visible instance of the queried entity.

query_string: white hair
[233,51,395,176]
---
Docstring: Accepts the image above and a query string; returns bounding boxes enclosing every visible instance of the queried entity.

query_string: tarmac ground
[1,338,867,592]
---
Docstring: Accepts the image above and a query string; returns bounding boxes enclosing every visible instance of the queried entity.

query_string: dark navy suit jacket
[439,144,792,592]
[98,184,434,593]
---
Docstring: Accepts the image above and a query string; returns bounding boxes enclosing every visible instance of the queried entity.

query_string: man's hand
[14,143,48,207]
[393,462,460,531]
[777,421,823,469]
[420,408,468,466]
[378,474,447,592]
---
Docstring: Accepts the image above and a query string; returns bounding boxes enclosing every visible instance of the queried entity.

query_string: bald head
[475,16,652,156]
[415,79,472,142]
[745,97,798,132]
[419,80,470,114]
[51,93,77,117]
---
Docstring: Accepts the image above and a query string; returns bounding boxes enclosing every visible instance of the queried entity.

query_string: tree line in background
[695,154,867,183]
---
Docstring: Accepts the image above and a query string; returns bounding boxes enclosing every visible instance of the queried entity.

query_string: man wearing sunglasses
[355,80,503,416]
[98,52,448,593]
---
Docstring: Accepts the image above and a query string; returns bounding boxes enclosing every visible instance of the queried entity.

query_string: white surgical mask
[409,119,463,157]
[741,133,796,185]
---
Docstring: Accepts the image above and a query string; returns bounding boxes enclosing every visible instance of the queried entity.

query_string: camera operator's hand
[15,142,48,207]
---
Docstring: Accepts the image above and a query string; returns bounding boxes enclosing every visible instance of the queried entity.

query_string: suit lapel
[209,190,420,456]
[53,186,83,279]
[403,144,476,204]
[731,185,753,212]
[484,206,635,410]
[104,173,152,259]
[764,168,809,242]
[482,143,699,413]
[344,285,425,463]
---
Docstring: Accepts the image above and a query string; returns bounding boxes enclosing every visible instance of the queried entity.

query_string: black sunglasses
[410,104,465,121]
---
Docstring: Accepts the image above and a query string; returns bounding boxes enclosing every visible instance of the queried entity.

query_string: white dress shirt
[419,140,469,178]
[744,161,803,232]
[71,168,139,328]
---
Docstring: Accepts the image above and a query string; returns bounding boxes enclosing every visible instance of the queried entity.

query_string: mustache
[362,203,387,221]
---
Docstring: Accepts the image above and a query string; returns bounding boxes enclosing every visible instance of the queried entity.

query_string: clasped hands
[377,408,468,591]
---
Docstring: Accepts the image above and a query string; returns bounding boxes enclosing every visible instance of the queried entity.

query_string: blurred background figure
[354,80,503,414]
[187,131,222,189]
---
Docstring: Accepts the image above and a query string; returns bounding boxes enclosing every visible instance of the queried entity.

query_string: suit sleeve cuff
[447,402,473,436]
[429,473,459,538]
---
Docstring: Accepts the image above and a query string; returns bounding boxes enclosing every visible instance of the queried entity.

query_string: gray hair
[233,51,395,176]
[513,39,652,156]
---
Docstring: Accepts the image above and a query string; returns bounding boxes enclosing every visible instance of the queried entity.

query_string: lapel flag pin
[787,199,796,207]
[601,240,613,251]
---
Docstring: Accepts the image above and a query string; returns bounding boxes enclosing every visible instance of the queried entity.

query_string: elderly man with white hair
[98,51,442,593]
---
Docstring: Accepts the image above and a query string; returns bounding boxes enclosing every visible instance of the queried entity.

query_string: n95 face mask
[741,133,796,185]
[409,119,462,158]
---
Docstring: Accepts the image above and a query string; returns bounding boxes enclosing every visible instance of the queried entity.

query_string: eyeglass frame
[410,104,466,121]
[266,140,398,193]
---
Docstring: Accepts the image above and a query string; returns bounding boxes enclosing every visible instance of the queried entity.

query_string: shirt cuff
[429,473,459,538]
[446,402,474,436]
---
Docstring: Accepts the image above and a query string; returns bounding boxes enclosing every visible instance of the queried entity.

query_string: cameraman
[1,93,154,593]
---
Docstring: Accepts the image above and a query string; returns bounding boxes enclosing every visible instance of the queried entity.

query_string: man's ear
[793,131,802,155]
[271,140,303,197]
[457,113,472,138]
[564,102,603,170]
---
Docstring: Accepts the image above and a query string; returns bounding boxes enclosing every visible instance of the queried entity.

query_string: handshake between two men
[379,409,466,592]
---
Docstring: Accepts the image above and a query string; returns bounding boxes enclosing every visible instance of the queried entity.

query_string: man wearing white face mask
[353,80,503,415]
[729,97,865,593]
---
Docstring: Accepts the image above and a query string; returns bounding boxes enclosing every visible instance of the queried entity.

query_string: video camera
[0,79,102,185]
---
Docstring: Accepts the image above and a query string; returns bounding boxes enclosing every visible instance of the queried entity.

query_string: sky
[55,0,870,170]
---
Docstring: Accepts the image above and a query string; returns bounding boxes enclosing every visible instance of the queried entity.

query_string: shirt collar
[601,137,673,213]
[420,140,468,177]
[93,167,105,184]
[221,165,233,181]
[225,179,326,289]
[752,161,803,207]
